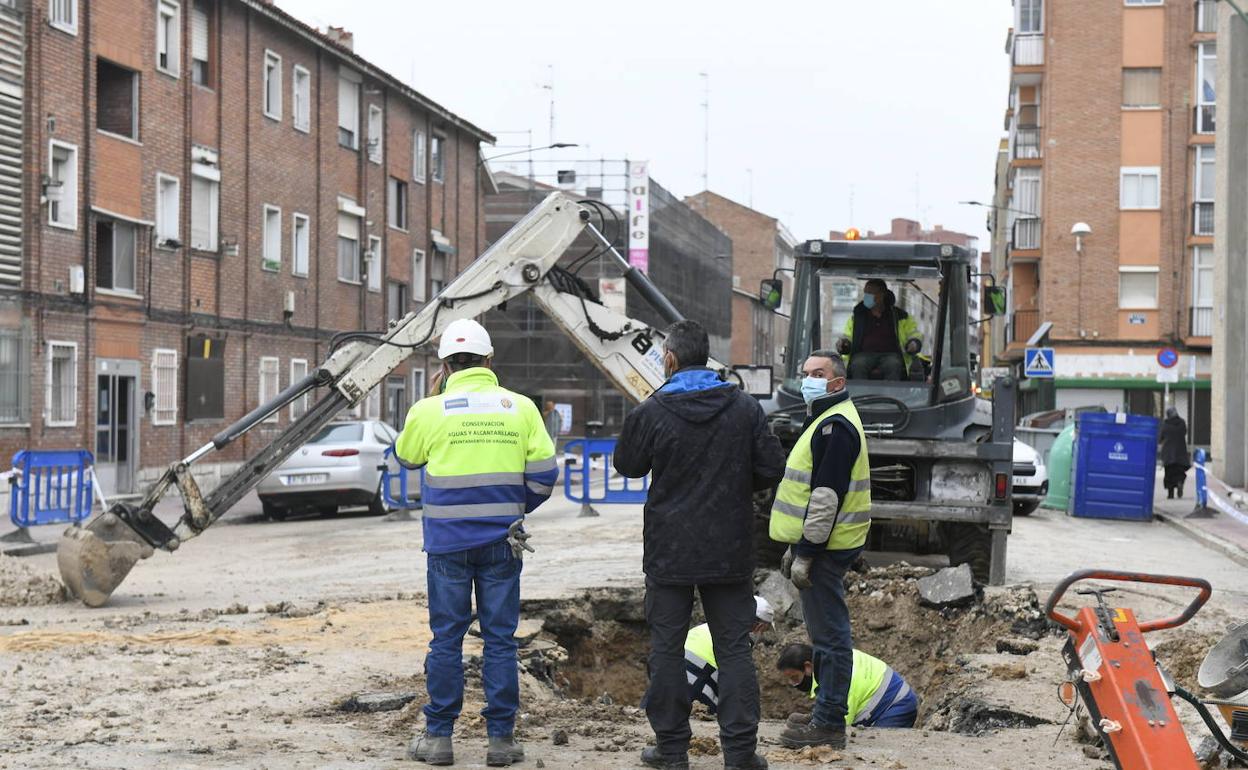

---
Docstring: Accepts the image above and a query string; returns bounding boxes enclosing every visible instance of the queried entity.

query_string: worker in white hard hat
[681,596,776,716]
[395,318,558,767]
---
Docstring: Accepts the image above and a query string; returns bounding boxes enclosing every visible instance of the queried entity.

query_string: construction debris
[0,553,67,607]
[338,691,420,713]
[995,637,1040,656]
[916,564,976,609]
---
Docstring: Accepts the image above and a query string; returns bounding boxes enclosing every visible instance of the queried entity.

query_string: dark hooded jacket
[1158,415,1190,468]
[613,367,786,585]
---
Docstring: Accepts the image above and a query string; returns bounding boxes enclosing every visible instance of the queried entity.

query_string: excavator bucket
[57,512,155,607]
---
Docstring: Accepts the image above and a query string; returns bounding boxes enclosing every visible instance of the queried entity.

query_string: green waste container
[1041,422,1076,511]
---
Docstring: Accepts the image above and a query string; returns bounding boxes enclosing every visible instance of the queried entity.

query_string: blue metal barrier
[9,450,96,528]
[380,447,423,510]
[563,438,649,505]
[1194,448,1209,511]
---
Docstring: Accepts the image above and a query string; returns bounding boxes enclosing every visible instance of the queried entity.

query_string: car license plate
[286,473,327,485]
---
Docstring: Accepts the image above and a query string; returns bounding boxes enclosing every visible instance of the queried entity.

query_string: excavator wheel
[56,512,155,607]
[940,522,992,583]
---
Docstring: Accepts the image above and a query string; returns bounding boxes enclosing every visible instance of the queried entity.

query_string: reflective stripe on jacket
[769,396,871,550]
[808,649,897,726]
[844,305,923,371]
[394,367,557,554]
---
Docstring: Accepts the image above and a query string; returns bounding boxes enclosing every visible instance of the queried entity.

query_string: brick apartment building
[990,0,1215,443]
[683,190,795,376]
[0,0,493,496]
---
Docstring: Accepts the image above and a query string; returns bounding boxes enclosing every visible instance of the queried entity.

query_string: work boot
[724,752,769,770]
[785,711,812,729]
[1167,488,1174,499]
[407,732,453,765]
[640,745,691,770]
[486,734,524,767]
[778,720,847,750]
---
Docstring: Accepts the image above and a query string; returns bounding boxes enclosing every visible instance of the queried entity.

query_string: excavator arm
[57,191,724,606]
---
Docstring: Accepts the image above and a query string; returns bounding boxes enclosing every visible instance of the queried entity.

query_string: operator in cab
[838,279,922,381]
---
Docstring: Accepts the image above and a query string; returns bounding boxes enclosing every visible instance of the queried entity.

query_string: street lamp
[479,142,578,165]
[958,200,1036,217]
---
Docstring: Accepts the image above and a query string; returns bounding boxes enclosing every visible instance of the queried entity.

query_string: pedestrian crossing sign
[1024,347,1055,379]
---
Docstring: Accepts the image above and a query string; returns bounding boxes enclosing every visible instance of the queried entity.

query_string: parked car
[1012,438,1049,516]
[256,420,402,520]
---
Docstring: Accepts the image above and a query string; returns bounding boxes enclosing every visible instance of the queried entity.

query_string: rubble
[917,564,977,609]
[995,636,1040,656]
[0,553,67,607]
[756,569,803,621]
[990,661,1028,680]
[338,691,420,713]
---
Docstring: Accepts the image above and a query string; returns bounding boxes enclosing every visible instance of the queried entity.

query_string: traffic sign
[1157,347,1179,369]
[1024,347,1055,379]
[1156,368,1180,384]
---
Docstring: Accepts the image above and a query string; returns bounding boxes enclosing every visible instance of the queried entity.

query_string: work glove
[837,338,851,355]
[790,555,814,590]
[780,547,794,579]
[507,519,534,560]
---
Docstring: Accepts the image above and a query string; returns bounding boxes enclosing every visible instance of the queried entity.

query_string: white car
[1012,438,1049,516]
[256,420,403,520]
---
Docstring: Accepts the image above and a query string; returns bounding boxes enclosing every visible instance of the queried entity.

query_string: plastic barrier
[9,449,97,528]
[562,438,649,506]
[1191,449,1248,526]
[379,447,423,510]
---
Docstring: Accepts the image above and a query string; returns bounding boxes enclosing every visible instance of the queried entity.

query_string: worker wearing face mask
[681,597,777,716]
[838,279,922,381]
[769,350,871,751]
[776,643,918,729]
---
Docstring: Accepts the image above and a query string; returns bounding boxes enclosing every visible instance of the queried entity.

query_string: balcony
[1012,218,1042,251]
[1012,309,1040,343]
[1013,128,1041,159]
[1013,34,1044,66]
[1194,104,1216,135]
[1193,201,1214,236]
[1191,306,1212,337]
[1196,0,1217,33]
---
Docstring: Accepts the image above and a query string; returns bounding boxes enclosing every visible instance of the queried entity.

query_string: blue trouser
[424,539,522,738]
[799,546,863,727]
[859,671,919,728]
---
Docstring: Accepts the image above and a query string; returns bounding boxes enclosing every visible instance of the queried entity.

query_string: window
[430,251,447,296]
[387,280,407,321]
[0,327,31,424]
[413,130,427,182]
[292,65,310,132]
[1193,246,1213,309]
[1122,68,1160,108]
[337,212,361,283]
[258,356,279,422]
[1119,268,1159,309]
[412,367,426,402]
[151,348,178,425]
[364,386,381,421]
[411,248,426,302]
[367,104,383,163]
[1018,0,1042,33]
[1194,145,1215,201]
[157,0,180,77]
[289,358,309,420]
[262,50,281,120]
[262,204,281,271]
[46,341,77,426]
[338,69,360,148]
[1014,167,1041,217]
[156,173,179,245]
[1125,0,1162,4]
[50,0,77,33]
[190,163,219,251]
[185,334,224,421]
[95,220,137,292]
[292,213,309,277]
[1196,42,1216,133]
[48,140,78,230]
[367,235,382,292]
[1120,167,1160,209]
[97,59,139,140]
[431,134,445,182]
[388,177,408,230]
[191,0,211,86]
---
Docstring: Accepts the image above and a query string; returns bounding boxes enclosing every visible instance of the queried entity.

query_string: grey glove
[790,555,814,590]
[507,519,534,559]
[780,547,794,579]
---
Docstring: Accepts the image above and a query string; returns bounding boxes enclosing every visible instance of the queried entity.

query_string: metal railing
[1193,201,1214,236]
[1012,218,1042,251]
[1191,306,1213,337]
[1194,104,1216,135]
[1012,309,1040,343]
[1013,35,1044,66]
[1196,0,1217,33]
[1013,128,1041,159]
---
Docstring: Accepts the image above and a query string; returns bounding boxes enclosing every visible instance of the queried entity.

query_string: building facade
[991,0,1214,442]
[1,0,492,496]
[683,190,795,375]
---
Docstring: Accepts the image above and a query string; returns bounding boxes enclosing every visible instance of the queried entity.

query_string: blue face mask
[863,292,876,310]
[801,376,829,404]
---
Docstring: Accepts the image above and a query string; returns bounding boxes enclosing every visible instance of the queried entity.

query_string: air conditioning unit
[68,265,85,295]
[284,291,296,316]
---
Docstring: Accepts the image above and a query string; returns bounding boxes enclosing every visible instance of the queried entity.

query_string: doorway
[95,359,139,496]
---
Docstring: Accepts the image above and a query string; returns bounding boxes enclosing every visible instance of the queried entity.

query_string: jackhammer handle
[1044,569,1212,633]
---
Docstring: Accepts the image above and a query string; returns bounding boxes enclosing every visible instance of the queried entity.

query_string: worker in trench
[769,350,872,751]
[394,319,559,768]
[775,643,919,729]
[614,319,787,770]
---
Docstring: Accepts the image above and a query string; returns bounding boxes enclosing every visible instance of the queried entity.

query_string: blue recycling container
[1071,412,1159,520]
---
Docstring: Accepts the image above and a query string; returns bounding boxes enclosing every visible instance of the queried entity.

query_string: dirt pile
[0,553,67,607]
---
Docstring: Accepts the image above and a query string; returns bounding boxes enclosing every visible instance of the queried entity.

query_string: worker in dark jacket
[614,319,786,770]
[1159,406,1190,499]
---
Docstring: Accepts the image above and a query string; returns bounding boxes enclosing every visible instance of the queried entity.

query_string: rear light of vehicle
[321,448,360,457]
[995,473,1009,499]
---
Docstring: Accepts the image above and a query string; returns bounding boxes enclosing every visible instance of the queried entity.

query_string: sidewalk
[1152,467,1248,567]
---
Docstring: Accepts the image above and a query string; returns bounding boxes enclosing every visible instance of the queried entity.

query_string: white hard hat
[438,319,494,359]
[754,596,775,625]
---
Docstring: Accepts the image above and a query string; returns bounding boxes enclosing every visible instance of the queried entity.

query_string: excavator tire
[941,521,992,583]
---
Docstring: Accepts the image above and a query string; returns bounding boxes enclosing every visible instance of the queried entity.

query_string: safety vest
[809,649,894,726]
[685,623,717,668]
[769,395,871,550]
[844,307,923,371]
[393,368,558,555]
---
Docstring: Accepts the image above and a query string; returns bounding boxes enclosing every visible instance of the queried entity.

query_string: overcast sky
[278,1,1013,243]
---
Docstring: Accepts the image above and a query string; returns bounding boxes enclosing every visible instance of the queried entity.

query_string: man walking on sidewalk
[614,319,786,770]
[395,319,558,767]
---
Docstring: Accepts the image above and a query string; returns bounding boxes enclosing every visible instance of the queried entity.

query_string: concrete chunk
[338,691,419,713]
[757,570,803,622]
[917,564,976,609]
